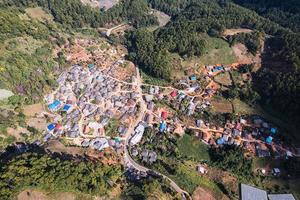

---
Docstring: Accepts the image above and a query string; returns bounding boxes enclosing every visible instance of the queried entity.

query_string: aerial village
[42,37,299,182]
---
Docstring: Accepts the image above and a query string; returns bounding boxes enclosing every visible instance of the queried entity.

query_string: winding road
[123,67,192,200]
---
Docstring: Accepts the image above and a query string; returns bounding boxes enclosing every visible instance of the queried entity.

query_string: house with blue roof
[48,99,61,111]
[270,127,277,135]
[190,75,197,81]
[88,63,95,69]
[266,136,273,144]
[159,122,167,132]
[217,137,225,145]
[47,123,56,131]
[63,104,71,112]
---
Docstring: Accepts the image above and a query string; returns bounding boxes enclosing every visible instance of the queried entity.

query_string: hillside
[0,0,299,200]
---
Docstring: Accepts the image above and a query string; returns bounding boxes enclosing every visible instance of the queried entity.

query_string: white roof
[268,194,296,200]
[130,131,143,145]
[273,168,281,173]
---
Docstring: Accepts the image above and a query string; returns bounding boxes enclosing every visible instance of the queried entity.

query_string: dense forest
[1,0,158,28]
[233,0,300,33]
[0,152,123,200]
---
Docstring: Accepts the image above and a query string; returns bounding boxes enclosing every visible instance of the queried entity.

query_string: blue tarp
[88,63,95,69]
[190,75,197,81]
[266,136,273,144]
[47,123,56,131]
[48,100,61,110]
[159,122,167,132]
[217,137,224,145]
[63,104,71,111]
[212,66,224,73]
[270,127,277,134]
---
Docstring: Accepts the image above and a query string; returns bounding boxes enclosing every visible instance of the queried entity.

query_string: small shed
[161,111,168,119]
[47,123,56,131]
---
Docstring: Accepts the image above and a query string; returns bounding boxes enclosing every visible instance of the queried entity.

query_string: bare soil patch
[214,72,232,86]
[99,0,119,10]
[25,7,53,22]
[81,0,119,10]
[7,126,29,140]
[232,43,254,65]
[192,187,216,200]
[17,189,48,200]
[152,9,171,27]
[23,103,44,117]
[26,117,47,131]
[223,28,252,36]
[45,140,85,156]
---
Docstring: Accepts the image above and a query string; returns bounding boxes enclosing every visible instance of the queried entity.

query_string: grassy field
[211,96,233,113]
[17,188,96,200]
[180,37,237,68]
[177,134,210,161]
[171,161,224,198]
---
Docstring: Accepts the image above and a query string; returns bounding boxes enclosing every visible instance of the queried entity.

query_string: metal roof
[241,184,267,200]
[268,194,295,200]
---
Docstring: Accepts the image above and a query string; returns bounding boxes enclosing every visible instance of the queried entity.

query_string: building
[159,121,167,132]
[240,184,268,200]
[170,90,177,98]
[268,194,295,200]
[240,184,296,200]
[47,123,56,131]
[190,75,197,81]
[161,111,168,119]
[130,123,146,145]
[48,100,61,111]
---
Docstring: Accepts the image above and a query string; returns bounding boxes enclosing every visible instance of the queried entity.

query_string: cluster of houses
[131,148,158,164]
[43,63,143,151]
[194,116,295,161]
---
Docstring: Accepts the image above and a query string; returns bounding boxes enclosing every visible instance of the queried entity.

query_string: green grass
[105,118,119,137]
[177,134,210,161]
[180,36,237,68]
[170,161,223,198]
[200,36,237,66]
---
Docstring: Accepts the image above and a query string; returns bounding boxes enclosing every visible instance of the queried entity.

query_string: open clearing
[232,43,254,65]
[211,98,233,113]
[17,189,94,200]
[45,140,85,156]
[177,134,210,161]
[152,9,171,27]
[23,103,44,117]
[0,89,13,100]
[5,36,46,55]
[171,161,225,199]
[192,187,216,200]
[223,28,252,36]
[214,72,232,86]
[81,0,119,10]
[181,36,237,68]
[25,7,53,22]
